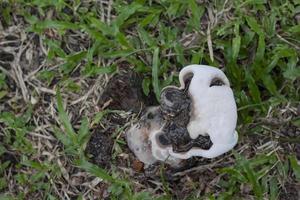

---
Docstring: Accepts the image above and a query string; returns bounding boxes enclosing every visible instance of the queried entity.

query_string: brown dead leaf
[132,159,144,172]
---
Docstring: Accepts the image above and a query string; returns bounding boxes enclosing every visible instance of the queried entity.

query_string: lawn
[0,0,299,199]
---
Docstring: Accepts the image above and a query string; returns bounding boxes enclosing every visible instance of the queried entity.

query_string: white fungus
[126,65,238,166]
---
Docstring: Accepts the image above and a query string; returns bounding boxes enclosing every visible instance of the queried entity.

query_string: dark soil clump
[279,183,300,200]
[85,129,114,169]
[157,87,213,153]
[0,51,14,62]
[295,144,300,160]
[99,68,156,113]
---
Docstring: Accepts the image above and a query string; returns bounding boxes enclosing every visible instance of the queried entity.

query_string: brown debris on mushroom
[157,87,213,153]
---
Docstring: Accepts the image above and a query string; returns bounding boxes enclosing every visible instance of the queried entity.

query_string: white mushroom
[169,64,238,159]
[126,107,160,165]
[126,107,181,166]
[126,64,238,166]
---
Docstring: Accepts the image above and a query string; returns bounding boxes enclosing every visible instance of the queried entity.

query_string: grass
[0,0,300,199]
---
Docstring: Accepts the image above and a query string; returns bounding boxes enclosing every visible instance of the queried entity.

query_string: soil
[279,183,300,200]
[98,66,156,113]
[279,115,300,160]
[0,131,18,167]
[0,50,14,62]
[86,68,158,169]
[85,128,114,169]
[0,151,19,167]
[295,144,300,160]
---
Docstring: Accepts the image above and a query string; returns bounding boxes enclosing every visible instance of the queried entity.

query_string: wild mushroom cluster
[126,65,238,167]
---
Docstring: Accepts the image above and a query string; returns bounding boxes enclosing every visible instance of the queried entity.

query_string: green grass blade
[152,47,161,102]
[56,90,76,137]
[245,70,262,103]
[75,158,114,182]
[289,156,300,181]
[269,177,279,200]
[261,75,278,96]
[232,35,241,62]
[137,26,156,47]
[142,77,151,96]
[255,34,265,62]
[188,0,204,30]
[78,117,90,146]
[239,156,263,199]
[246,16,263,35]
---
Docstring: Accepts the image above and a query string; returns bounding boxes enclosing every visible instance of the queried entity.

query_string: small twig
[99,0,105,22]
[276,34,300,51]
[107,0,113,25]
[173,144,248,176]
[38,86,56,95]
[26,80,56,95]
[0,64,17,83]
[12,40,32,102]
[24,63,45,81]
[28,131,56,141]
[207,24,214,62]
[277,137,300,143]
[70,78,99,106]
[39,36,48,56]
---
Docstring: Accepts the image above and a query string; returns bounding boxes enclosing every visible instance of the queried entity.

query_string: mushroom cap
[169,64,238,159]
[126,65,238,165]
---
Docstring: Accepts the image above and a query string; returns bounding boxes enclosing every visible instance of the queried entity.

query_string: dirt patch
[279,183,300,200]
[0,151,19,167]
[295,144,300,160]
[85,128,114,169]
[87,67,157,168]
[279,120,300,160]
[99,67,156,113]
[0,50,14,62]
